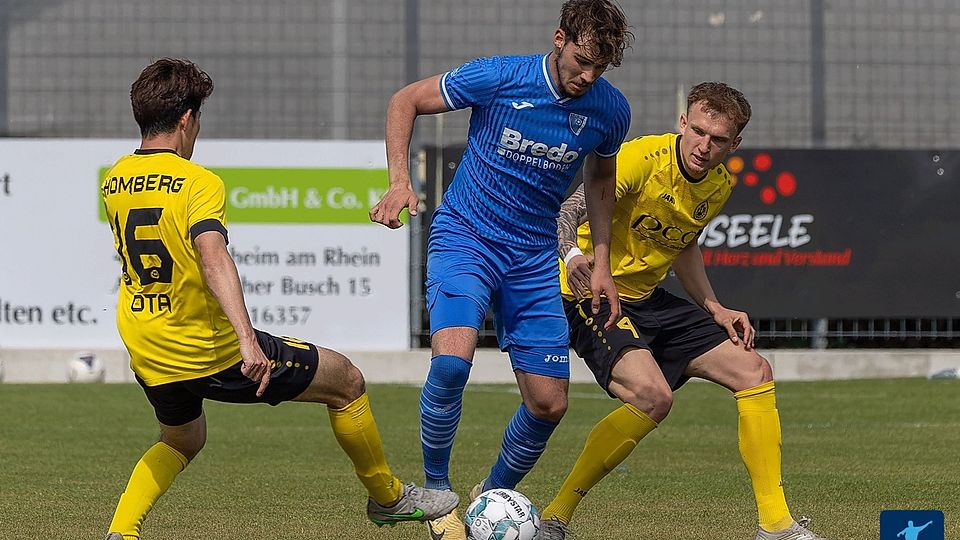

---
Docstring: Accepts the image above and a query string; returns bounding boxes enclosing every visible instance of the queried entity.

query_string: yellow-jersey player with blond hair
[537,82,829,540]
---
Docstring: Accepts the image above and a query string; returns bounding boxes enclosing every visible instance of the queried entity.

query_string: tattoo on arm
[557,185,588,258]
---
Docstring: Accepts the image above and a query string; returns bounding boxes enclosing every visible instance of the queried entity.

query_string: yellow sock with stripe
[328,392,403,506]
[541,403,657,525]
[108,441,189,539]
[735,380,794,531]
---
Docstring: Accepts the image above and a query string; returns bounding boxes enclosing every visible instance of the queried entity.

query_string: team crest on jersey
[693,201,709,221]
[569,113,588,135]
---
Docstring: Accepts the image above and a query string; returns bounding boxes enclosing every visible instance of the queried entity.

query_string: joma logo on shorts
[543,354,569,363]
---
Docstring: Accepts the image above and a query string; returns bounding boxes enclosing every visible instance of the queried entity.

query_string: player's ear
[678,113,687,132]
[554,28,566,50]
[729,135,743,153]
[178,109,193,131]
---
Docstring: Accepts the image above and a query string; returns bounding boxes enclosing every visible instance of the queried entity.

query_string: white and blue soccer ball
[67,352,105,383]
[464,488,540,540]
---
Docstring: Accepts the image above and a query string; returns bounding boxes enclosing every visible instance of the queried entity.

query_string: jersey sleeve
[594,91,631,158]
[439,56,503,110]
[614,137,657,199]
[186,170,229,243]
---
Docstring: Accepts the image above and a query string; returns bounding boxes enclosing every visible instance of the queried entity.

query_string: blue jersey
[439,54,631,248]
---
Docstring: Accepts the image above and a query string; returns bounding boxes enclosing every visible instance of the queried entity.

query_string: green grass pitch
[1,378,957,539]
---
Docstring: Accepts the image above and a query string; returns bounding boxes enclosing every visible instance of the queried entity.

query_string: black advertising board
[662,149,960,318]
[425,145,960,318]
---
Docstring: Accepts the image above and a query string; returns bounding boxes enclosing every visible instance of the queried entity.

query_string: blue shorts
[426,208,570,379]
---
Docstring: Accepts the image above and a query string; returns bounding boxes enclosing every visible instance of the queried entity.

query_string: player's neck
[140,134,184,157]
[546,51,569,98]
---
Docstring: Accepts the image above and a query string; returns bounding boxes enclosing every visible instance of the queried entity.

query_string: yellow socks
[541,382,792,531]
[542,403,657,524]
[108,441,188,539]
[735,380,794,531]
[107,394,402,538]
[328,392,403,506]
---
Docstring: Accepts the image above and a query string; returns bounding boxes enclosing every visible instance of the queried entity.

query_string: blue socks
[420,355,472,490]
[420,356,559,492]
[486,403,559,490]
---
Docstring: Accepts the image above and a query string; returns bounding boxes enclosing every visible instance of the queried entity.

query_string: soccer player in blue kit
[369,1,633,538]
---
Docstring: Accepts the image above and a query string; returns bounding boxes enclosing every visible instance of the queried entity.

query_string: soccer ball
[464,489,540,540]
[67,352,105,383]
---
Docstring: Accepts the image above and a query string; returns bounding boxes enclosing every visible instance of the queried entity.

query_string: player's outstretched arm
[370,75,451,229]
[195,231,272,395]
[582,154,620,328]
[557,185,593,299]
[673,242,755,349]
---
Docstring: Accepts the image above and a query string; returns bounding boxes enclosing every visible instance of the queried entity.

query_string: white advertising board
[0,139,409,350]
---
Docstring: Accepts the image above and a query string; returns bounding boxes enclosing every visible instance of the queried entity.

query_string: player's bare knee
[758,355,773,384]
[525,393,567,423]
[740,353,772,389]
[431,327,479,361]
[160,427,205,461]
[324,351,366,408]
[299,347,366,407]
[339,361,366,402]
[620,384,672,423]
[727,353,773,392]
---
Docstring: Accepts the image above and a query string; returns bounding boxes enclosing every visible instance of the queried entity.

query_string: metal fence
[754,318,960,349]
[5,0,960,147]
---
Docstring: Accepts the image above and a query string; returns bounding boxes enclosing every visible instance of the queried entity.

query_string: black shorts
[137,329,320,426]
[565,288,728,397]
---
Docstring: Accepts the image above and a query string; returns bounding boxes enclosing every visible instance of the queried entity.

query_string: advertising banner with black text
[0,139,409,350]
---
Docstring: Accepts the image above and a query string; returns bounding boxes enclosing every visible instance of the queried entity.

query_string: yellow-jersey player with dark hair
[102,58,458,540]
[537,83,828,540]
[103,151,239,385]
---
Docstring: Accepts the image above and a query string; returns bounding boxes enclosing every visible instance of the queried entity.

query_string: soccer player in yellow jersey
[538,83,828,540]
[101,58,457,540]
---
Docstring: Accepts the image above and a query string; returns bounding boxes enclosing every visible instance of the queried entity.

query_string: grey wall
[5,0,959,148]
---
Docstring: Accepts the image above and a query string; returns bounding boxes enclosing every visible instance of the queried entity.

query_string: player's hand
[712,305,755,350]
[565,254,594,300]
[590,270,621,330]
[369,184,418,229]
[239,338,272,397]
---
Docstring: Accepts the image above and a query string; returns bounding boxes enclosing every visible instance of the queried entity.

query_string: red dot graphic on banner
[760,186,777,205]
[753,153,773,172]
[744,172,760,186]
[776,171,797,196]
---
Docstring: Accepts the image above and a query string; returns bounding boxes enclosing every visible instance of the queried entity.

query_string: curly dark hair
[687,82,752,134]
[131,58,214,137]
[558,0,633,67]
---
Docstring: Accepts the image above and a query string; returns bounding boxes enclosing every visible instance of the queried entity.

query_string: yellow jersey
[560,133,733,301]
[101,149,240,386]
